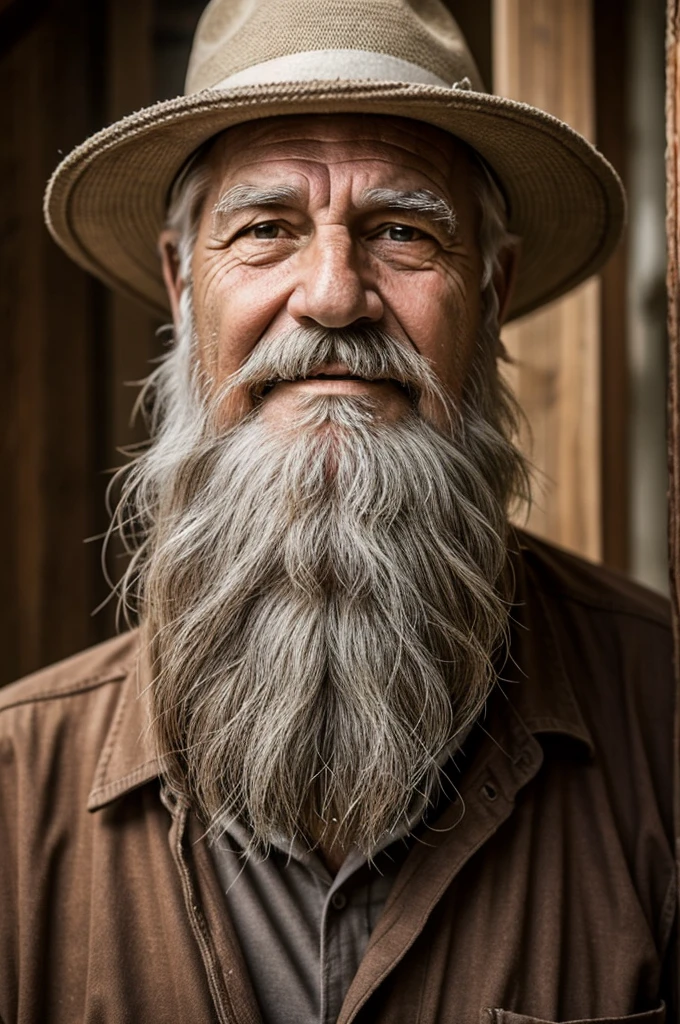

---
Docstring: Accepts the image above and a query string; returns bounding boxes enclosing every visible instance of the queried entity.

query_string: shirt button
[331,891,347,910]
[481,781,498,801]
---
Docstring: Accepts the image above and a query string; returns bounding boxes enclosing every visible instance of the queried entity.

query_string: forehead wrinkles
[213,164,457,229]
[211,149,457,216]
[211,122,461,192]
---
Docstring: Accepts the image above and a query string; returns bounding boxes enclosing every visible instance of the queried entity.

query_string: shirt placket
[320,853,372,1024]
[337,713,545,1024]
[162,786,262,1024]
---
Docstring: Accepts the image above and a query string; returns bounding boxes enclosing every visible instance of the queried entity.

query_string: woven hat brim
[44,81,625,323]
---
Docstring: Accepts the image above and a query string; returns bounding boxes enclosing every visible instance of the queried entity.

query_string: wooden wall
[2,0,108,683]
[0,0,202,684]
[494,0,603,561]
[494,0,629,566]
[0,0,632,685]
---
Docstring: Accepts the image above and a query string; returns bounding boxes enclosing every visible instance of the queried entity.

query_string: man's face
[165,114,485,428]
[146,113,525,855]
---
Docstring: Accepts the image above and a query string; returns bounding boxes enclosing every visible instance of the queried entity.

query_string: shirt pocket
[482,1005,666,1024]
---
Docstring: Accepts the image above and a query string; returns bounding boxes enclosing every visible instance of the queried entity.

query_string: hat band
[211,49,451,90]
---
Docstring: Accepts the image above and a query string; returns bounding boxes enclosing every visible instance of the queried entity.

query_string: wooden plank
[106,0,159,466]
[493,0,602,561]
[449,0,493,90]
[625,0,668,593]
[0,0,47,57]
[0,63,20,681]
[665,0,680,975]
[40,0,104,665]
[594,0,629,573]
[0,22,46,680]
[0,0,102,683]
[103,0,160,624]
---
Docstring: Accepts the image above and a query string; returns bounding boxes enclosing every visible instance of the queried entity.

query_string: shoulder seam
[542,587,671,628]
[517,532,670,626]
[0,667,131,715]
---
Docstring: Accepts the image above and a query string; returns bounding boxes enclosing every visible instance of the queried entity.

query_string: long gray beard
[119,307,528,857]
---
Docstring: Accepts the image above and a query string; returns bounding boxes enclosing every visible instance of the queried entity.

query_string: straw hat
[44,0,625,323]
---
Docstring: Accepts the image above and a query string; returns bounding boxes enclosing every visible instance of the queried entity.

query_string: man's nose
[287,228,384,328]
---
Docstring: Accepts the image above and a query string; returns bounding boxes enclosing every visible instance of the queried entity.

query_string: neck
[310,819,350,874]
[317,842,347,875]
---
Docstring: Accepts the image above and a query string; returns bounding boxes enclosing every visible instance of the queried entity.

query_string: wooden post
[594,0,630,574]
[493,0,602,561]
[665,0,680,967]
[0,0,104,682]
[102,0,161,629]
[106,0,160,464]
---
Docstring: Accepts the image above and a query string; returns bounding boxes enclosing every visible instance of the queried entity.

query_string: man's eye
[378,224,424,242]
[249,222,282,240]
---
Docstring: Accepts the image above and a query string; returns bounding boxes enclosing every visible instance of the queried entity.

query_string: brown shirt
[0,531,676,1024]
[211,729,471,1024]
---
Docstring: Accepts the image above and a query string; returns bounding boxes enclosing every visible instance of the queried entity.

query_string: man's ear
[159,230,185,327]
[493,240,521,326]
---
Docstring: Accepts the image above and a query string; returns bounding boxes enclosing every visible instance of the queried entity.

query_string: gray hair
[126,324,528,855]
[105,136,530,855]
[164,147,213,281]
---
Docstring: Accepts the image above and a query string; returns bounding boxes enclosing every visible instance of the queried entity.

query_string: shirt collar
[87,641,161,812]
[501,529,594,755]
[87,529,593,812]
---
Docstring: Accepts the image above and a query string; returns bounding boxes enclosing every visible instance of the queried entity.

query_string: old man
[0,0,676,1021]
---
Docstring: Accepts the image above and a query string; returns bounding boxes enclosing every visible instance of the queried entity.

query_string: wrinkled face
[168,114,485,429]
[143,114,526,856]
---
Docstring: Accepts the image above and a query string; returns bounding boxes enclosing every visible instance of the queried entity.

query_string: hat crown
[186,0,484,94]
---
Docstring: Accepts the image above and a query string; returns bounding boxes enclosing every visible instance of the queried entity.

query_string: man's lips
[254,365,416,400]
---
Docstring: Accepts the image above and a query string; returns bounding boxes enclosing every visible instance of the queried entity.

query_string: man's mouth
[254,364,418,401]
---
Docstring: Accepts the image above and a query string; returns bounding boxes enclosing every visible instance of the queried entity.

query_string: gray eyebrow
[358,188,457,239]
[211,184,458,239]
[212,184,304,217]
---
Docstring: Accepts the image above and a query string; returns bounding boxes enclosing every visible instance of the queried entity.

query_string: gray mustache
[219,327,444,403]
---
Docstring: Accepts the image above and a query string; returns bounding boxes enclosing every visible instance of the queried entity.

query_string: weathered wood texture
[98,0,159,638]
[0,0,633,686]
[0,0,105,683]
[450,0,493,90]
[107,0,158,467]
[493,0,603,561]
[594,0,630,573]
[665,0,680,946]
[0,0,159,684]
[0,0,206,686]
